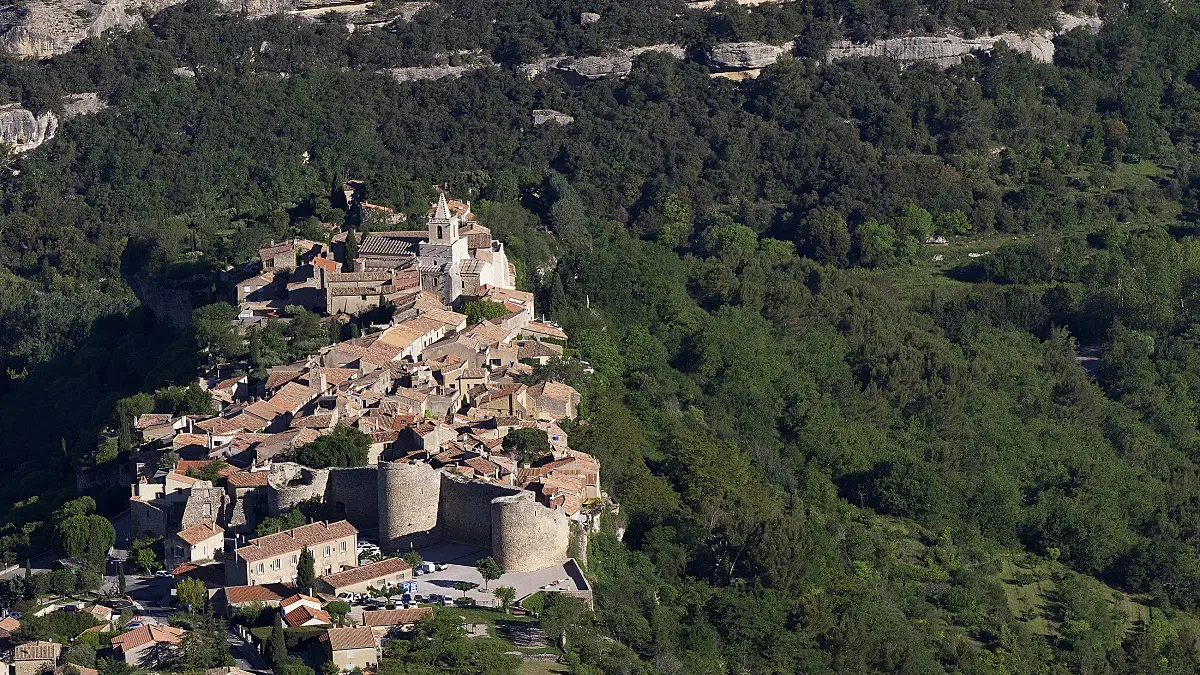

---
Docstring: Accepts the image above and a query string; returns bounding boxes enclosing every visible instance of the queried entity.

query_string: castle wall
[267,463,329,515]
[438,475,522,548]
[378,461,441,550]
[181,486,230,530]
[326,467,379,530]
[490,492,570,572]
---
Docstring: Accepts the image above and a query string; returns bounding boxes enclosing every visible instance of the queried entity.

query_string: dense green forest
[4,0,1200,670]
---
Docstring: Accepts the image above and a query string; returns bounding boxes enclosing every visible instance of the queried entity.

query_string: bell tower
[427,193,459,244]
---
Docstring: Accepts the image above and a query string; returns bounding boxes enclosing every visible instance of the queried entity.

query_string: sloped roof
[236,521,358,563]
[111,625,185,652]
[176,520,223,545]
[223,583,295,604]
[320,626,376,651]
[14,641,62,660]
[318,557,411,591]
[283,605,331,628]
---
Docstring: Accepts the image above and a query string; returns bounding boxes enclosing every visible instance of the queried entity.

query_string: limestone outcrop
[532,109,574,125]
[62,92,107,119]
[382,59,493,83]
[707,41,791,70]
[0,104,57,153]
[0,0,185,59]
[522,44,685,80]
[825,30,1055,67]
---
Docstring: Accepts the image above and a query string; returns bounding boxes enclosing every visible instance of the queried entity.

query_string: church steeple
[428,192,458,244]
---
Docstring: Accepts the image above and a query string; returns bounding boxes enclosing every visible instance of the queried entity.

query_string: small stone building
[226,520,358,586]
[166,519,224,570]
[11,641,62,675]
[320,627,379,672]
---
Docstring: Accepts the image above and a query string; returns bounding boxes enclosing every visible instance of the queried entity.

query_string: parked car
[440,597,453,606]
[59,605,79,613]
[434,564,447,571]
[5,611,21,619]
[124,621,144,630]
[153,570,172,578]
[401,594,412,604]
[413,594,424,603]
[413,569,423,576]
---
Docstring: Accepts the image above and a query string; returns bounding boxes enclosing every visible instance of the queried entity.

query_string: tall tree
[296,547,315,594]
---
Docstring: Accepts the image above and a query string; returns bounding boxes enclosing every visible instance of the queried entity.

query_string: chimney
[311,371,327,394]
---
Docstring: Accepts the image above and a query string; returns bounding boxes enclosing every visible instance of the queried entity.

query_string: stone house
[319,627,378,672]
[11,641,63,675]
[313,557,412,597]
[226,520,358,587]
[475,385,532,418]
[528,382,581,420]
[260,243,297,271]
[166,520,224,570]
[110,625,186,667]
[213,583,295,617]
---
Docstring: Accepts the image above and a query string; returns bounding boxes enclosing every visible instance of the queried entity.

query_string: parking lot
[345,541,586,620]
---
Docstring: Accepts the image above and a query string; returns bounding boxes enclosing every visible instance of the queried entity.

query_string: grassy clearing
[997,554,1154,638]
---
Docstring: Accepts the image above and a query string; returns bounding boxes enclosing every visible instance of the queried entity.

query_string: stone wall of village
[491,492,570,572]
[438,474,524,548]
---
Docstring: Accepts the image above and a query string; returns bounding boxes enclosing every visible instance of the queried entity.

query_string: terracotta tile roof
[318,557,411,591]
[361,607,431,628]
[476,385,526,405]
[226,471,270,488]
[320,626,376,651]
[461,368,488,379]
[173,433,210,449]
[111,625,185,652]
[265,370,304,391]
[271,382,316,411]
[0,616,21,633]
[313,257,340,274]
[213,377,244,392]
[464,456,500,476]
[261,243,293,258]
[223,583,295,604]
[521,321,568,340]
[369,430,398,444]
[165,471,201,486]
[518,341,563,359]
[236,521,358,563]
[529,381,578,402]
[280,594,322,608]
[14,641,62,660]
[284,605,331,628]
[177,520,223,545]
[290,414,334,430]
[420,308,467,327]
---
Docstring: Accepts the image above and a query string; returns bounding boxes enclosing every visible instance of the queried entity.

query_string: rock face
[1055,10,1102,33]
[532,109,574,125]
[62,92,107,119]
[522,44,685,80]
[825,31,1055,68]
[0,0,184,59]
[580,11,600,25]
[0,104,57,153]
[382,60,493,82]
[708,41,790,70]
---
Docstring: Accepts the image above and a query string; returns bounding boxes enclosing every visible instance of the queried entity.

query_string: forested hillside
[3,0,1200,671]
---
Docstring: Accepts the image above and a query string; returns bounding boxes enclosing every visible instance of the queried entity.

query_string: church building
[355,194,516,305]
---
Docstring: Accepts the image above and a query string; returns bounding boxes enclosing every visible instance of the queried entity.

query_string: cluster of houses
[99,193,603,672]
[236,193,516,319]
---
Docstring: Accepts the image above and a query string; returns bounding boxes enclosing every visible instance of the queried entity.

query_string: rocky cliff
[0,104,57,153]
[0,0,182,59]
[707,41,792,70]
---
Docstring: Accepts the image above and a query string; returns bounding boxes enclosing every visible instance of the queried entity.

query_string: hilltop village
[10,192,607,674]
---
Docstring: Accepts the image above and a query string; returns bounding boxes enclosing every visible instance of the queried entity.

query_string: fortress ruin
[267,460,570,573]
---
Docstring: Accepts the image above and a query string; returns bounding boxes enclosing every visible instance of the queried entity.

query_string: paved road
[228,626,270,674]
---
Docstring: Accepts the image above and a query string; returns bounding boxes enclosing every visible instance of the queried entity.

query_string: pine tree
[296,546,315,594]
[269,613,286,671]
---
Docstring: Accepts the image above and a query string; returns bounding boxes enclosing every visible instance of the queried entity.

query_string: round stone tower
[490,492,570,573]
[378,461,441,550]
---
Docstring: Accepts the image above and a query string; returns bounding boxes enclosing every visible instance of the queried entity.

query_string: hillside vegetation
[2,0,1200,671]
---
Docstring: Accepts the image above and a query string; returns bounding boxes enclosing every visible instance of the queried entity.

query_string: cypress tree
[22,560,32,599]
[118,567,126,595]
[270,613,286,671]
[296,546,315,595]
